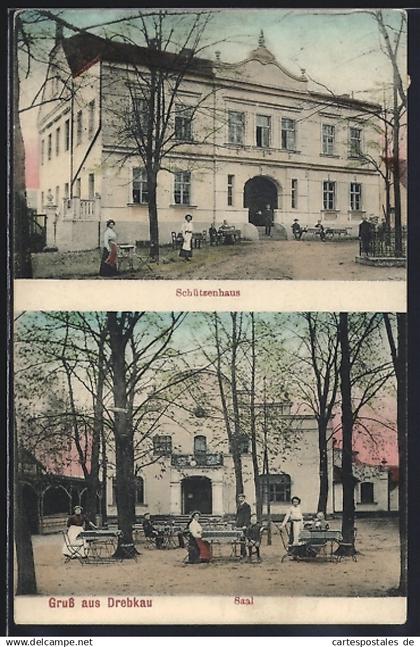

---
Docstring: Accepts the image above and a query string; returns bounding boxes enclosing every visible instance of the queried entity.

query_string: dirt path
[32,240,406,281]
[25,519,399,597]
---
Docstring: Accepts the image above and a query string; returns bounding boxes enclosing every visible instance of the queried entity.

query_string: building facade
[37,31,383,251]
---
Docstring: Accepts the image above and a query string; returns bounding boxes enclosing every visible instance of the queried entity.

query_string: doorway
[244,176,279,225]
[181,476,212,514]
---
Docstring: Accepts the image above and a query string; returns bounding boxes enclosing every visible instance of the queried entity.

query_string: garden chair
[62,530,86,565]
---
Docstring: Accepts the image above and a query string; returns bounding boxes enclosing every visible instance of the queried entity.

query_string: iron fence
[360,229,407,258]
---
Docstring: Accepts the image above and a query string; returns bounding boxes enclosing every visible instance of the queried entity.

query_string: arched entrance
[181,476,212,514]
[244,176,279,225]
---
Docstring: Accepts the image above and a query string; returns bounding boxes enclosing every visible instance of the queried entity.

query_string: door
[182,476,212,514]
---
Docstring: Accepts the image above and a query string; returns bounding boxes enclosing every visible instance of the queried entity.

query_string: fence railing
[360,230,407,258]
[29,211,47,251]
[171,453,224,468]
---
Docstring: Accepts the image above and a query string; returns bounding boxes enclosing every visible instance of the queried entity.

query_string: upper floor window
[227,174,234,206]
[322,124,335,155]
[64,119,70,151]
[55,127,60,156]
[360,481,374,504]
[174,105,193,141]
[132,96,149,134]
[256,114,270,148]
[229,433,249,455]
[194,435,207,455]
[88,100,95,138]
[349,127,362,157]
[281,118,296,150]
[228,111,245,145]
[291,178,298,209]
[153,435,172,456]
[76,111,83,145]
[174,171,191,205]
[41,140,45,166]
[132,168,149,204]
[323,180,336,210]
[47,133,52,160]
[135,476,144,505]
[350,182,362,211]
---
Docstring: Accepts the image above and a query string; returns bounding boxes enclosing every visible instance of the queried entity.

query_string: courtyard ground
[31,239,406,281]
[22,518,400,597]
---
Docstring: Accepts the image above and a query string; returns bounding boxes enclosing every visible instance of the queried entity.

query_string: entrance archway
[181,476,212,514]
[244,176,279,225]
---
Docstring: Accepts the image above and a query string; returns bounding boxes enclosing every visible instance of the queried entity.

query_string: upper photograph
[12,8,407,280]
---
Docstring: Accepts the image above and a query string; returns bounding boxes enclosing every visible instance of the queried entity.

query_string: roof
[309,90,381,112]
[61,32,215,79]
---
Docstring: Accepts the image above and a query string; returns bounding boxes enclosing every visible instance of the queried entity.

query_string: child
[312,511,329,531]
[245,514,262,563]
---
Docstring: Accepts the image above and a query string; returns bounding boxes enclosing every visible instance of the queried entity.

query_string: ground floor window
[323,180,336,210]
[259,473,291,503]
[133,168,149,204]
[360,481,374,504]
[174,171,191,205]
[350,182,362,211]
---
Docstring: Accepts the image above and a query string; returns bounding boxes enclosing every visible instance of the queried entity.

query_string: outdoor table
[79,529,122,563]
[298,529,343,561]
[118,243,135,271]
[218,228,241,245]
[201,528,245,560]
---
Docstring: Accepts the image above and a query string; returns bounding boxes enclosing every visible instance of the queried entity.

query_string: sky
[16,8,407,188]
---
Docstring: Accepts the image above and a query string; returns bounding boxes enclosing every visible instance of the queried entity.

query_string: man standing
[359,215,372,256]
[235,493,251,558]
[263,203,273,236]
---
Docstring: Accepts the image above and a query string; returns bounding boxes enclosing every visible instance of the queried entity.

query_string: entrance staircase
[256,225,287,241]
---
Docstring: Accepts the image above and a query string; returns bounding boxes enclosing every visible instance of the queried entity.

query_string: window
[174,171,191,205]
[41,140,45,165]
[135,476,144,505]
[256,115,270,148]
[132,96,149,133]
[322,124,335,155]
[55,127,60,156]
[174,105,193,141]
[47,133,52,160]
[132,168,149,204]
[349,127,362,157]
[153,435,172,456]
[360,482,374,504]
[350,182,362,211]
[194,435,207,455]
[291,178,298,209]
[227,174,234,206]
[260,473,291,503]
[64,119,70,151]
[88,100,95,138]
[75,177,81,198]
[228,111,245,145]
[64,183,69,199]
[323,181,336,210]
[76,111,83,145]
[55,185,59,205]
[229,433,249,455]
[281,118,296,150]
[88,173,95,200]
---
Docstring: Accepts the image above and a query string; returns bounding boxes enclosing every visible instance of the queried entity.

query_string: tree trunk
[86,347,106,523]
[317,417,329,514]
[107,313,137,558]
[147,171,159,261]
[230,313,244,497]
[338,313,356,550]
[397,313,407,593]
[13,18,32,278]
[392,79,403,257]
[249,314,262,519]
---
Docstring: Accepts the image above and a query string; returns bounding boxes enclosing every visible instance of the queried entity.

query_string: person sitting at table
[245,514,262,563]
[185,511,211,563]
[312,511,329,531]
[281,496,304,546]
[143,512,165,549]
[314,219,326,241]
[291,219,304,240]
[62,505,97,559]
[219,219,235,245]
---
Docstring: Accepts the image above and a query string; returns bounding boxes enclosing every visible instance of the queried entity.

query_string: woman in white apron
[179,214,193,261]
[62,505,96,559]
[281,496,304,546]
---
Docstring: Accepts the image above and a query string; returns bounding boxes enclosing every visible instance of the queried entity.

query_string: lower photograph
[12,311,407,626]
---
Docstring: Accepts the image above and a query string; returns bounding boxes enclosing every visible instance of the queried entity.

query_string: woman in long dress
[62,506,96,559]
[99,219,118,276]
[280,496,304,546]
[186,511,210,563]
[179,214,193,261]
